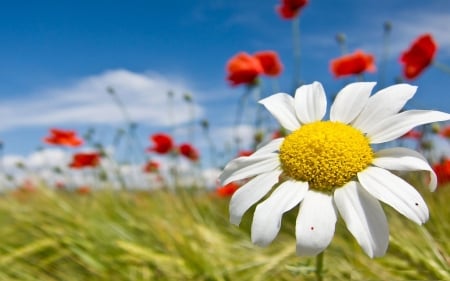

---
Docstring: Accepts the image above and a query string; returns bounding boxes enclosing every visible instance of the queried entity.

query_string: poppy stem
[233,87,252,154]
[200,119,217,168]
[378,21,392,89]
[433,61,450,76]
[292,16,302,88]
[185,93,196,145]
[107,87,146,165]
[335,33,348,55]
[167,91,176,136]
[315,251,325,281]
[253,83,264,150]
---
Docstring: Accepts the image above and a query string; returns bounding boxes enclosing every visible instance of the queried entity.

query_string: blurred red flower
[20,179,36,192]
[238,150,253,157]
[254,51,283,77]
[330,50,376,78]
[439,125,450,138]
[77,186,91,195]
[276,0,308,19]
[272,128,288,139]
[44,128,83,147]
[226,52,264,86]
[55,181,66,190]
[69,152,100,169]
[179,143,200,162]
[147,133,174,154]
[216,182,240,197]
[400,34,437,80]
[401,129,423,140]
[432,158,450,186]
[143,160,160,173]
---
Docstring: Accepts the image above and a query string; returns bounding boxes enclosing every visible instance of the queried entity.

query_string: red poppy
[77,186,91,195]
[400,34,437,80]
[69,152,100,169]
[401,129,423,140]
[143,160,160,173]
[216,182,240,197]
[179,143,200,162]
[330,50,376,78]
[238,150,253,157]
[44,128,83,147]
[276,0,308,19]
[254,51,283,77]
[272,128,288,139]
[147,133,174,154]
[55,181,66,190]
[432,158,450,186]
[439,125,450,138]
[19,179,36,192]
[226,52,263,86]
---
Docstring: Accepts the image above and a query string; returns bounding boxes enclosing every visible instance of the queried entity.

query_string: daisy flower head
[219,81,450,258]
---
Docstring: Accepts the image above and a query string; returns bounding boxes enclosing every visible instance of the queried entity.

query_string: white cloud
[27,148,68,168]
[0,69,204,131]
[213,124,254,147]
[390,12,450,56]
[305,9,450,62]
[0,146,225,190]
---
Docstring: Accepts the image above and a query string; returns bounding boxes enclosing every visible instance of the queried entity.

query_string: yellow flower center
[279,121,373,191]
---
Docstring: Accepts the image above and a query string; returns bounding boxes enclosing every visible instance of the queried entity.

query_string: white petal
[330,82,375,124]
[251,181,308,246]
[366,110,450,144]
[219,154,280,185]
[259,93,300,131]
[252,138,284,157]
[352,84,417,132]
[334,181,389,258]
[373,147,437,191]
[358,167,429,224]
[295,190,337,256]
[230,170,282,225]
[294,81,327,124]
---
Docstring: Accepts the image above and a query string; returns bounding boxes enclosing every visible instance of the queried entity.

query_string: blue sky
[0,0,449,169]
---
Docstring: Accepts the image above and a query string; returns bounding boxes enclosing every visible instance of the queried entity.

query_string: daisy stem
[433,61,450,76]
[315,251,325,281]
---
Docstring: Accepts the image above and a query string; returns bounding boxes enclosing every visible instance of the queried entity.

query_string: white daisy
[219,81,450,258]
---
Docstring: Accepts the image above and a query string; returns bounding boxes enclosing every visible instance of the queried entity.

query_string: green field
[0,183,448,281]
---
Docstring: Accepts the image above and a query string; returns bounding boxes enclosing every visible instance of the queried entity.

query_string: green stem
[253,84,263,129]
[315,252,324,281]
[201,120,217,168]
[378,23,391,89]
[433,61,450,75]
[107,88,146,164]
[167,91,175,136]
[233,87,252,153]
[252,85,264,150]
[292,16,301,87]
[271,77,280,94]
[357,74,365,82]
[335,33,348,55]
